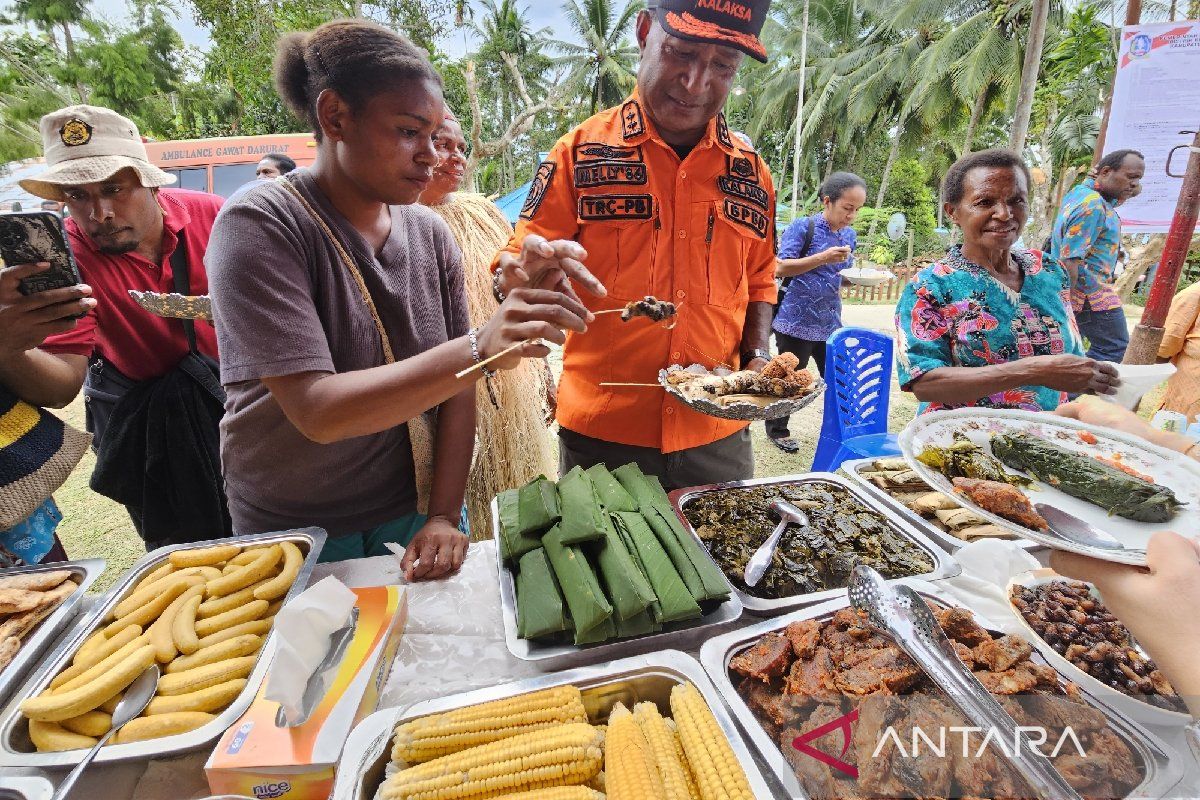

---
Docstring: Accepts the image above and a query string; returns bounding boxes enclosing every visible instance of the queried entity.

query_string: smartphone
[0,211,83,296]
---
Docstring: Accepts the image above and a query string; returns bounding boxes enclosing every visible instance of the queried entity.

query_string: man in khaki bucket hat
[19,105,177,202]
[0,104,229,546]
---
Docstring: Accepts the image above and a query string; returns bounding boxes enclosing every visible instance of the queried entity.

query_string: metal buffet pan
[0,527,327,768]
[668,472,960,616]
[0,558,103,707]
[841,457,1041,554]
[0,776,52,800]
[699,580,1184,800]
[491,498,743,671]
[330,649,781,800]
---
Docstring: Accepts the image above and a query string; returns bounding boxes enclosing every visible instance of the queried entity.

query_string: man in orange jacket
[493,0,776,489]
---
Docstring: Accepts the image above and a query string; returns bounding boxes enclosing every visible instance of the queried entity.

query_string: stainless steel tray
[699,580,1184,800]
[0,528,326,768]
[0,558,104,707]
[330,649,781,800]
[668,472,960,616]
[0,776,51,800]
[491,498,743,671]
[841,457,1041,553]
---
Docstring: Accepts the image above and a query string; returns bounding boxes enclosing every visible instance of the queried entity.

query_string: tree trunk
[962,90,987,155]
[59,22,88,103]
[1092,0,1142,168]
[868,131,902,236]
[1010,0,1050,153]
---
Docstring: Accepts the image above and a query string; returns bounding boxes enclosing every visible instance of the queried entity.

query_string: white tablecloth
[19,540,1200,799]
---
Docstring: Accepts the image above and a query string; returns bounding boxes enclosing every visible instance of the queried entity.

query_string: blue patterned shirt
[1050,179,1123,312]
[773,214,856,341]
[895,246,1084,414]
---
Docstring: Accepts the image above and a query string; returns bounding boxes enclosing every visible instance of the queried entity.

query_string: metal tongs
[847,566,1084,800]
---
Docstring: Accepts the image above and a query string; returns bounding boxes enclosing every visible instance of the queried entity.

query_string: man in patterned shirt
[1050,149,1144,362]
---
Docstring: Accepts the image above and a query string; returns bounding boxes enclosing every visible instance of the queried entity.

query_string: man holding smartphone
[0,105,227,547]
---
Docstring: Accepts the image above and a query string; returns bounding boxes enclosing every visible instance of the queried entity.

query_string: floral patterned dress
[895,246,1084,414]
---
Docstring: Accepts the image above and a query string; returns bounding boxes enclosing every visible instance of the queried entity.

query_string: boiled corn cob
[633,702,693,800]
[668,720,701,800]
[391,685,588,765]
[489,788,605,800]
[381,722,603,800]
[605,703,665,800]
[669,683,752,800]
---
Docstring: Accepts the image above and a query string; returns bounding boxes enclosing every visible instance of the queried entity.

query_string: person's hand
[0,263,93,359]
[1051,531,1200,715]
[1057,396,1198,457]
[746,357,769,372]
[820,245,852,265]
[1032,354,1120,395]
[497,234,605,302]
[474,287,592,371]
[399,515,469,581]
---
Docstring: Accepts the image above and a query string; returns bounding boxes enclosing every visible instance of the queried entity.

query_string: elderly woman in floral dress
[895,149,1119,414]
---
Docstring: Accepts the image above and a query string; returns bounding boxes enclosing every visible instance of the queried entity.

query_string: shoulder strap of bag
[276,177,396,364]
[781,215,819,291]
[275,176,434,513]
[169,237,198,354]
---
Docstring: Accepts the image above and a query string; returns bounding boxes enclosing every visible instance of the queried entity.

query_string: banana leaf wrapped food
[990,432,1182,523]
[517,475,559,535]
[515,548,570,639]
[917,432,1033,487]
[556,466,607,544]
[589,515,657,621]
[541,524,613,640]
[612,511,702,623]
[586,463,638,512]
[612,463,731,602]
[497,488,542,563]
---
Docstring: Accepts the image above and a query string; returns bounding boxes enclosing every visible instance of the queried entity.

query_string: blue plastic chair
[809,327,902,472]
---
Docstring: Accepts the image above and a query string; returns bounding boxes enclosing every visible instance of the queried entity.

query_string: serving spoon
[52,664,160,800]
[744,500,809,588]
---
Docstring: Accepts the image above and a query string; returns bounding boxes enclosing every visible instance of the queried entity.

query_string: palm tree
[11,0,89,100]
[1010,0,1050,151]
[553,0,643,114]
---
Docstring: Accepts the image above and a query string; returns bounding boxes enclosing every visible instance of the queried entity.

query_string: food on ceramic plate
[856,458,1013,541]
[381,681,751,800]
[682,481,934,599]
[1010,580,1187,713]
[951,477,1049,531]
[916,432,1033,487]
[621,295,677,323]
[20,539,303,750]
[506,463,729,646]
[0,570,79,671]
[731,605,1143,799]
[991,433,1182,523]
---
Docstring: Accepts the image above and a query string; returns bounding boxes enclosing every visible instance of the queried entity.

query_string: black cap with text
[648,0,770,63]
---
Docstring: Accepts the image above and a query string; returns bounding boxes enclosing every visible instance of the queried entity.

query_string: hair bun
[274,31,314,122]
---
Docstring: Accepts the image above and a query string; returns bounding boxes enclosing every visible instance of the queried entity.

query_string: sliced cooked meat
[785,646,841,702]
[935,606,992,647]
[1083,727,1141,790]
[972,634,1034,672]
[952,641,976,669]
[730,631,794,682]
[973,666,1040,695]
[833,647,922,696]
[786,619,822,659]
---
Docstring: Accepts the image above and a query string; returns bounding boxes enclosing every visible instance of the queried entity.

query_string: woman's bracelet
[467,328,500,409]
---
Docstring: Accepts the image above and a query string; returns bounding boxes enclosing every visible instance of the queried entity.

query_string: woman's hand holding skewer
[496,234,606,302]
[471,287,592,373]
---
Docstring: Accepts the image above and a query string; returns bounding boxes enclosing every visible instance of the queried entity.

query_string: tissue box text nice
[205,585,408,800]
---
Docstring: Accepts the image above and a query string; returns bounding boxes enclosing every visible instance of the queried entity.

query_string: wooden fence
[839,264,918,303]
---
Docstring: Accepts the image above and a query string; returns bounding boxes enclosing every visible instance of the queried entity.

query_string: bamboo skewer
[598,382,663,387]
[455,338,544,379]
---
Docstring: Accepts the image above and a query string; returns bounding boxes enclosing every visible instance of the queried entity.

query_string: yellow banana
[21,645,155,722]
[253,541,302,601]
[169,544,242,568]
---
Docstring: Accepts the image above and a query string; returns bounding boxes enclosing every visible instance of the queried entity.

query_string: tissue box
[205,585,407,800]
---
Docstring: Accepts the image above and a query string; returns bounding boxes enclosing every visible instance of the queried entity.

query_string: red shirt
[41,188,223,382]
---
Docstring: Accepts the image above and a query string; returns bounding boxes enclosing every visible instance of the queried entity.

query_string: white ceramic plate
[1006,568,1192,727]
[898,407,1200,565]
